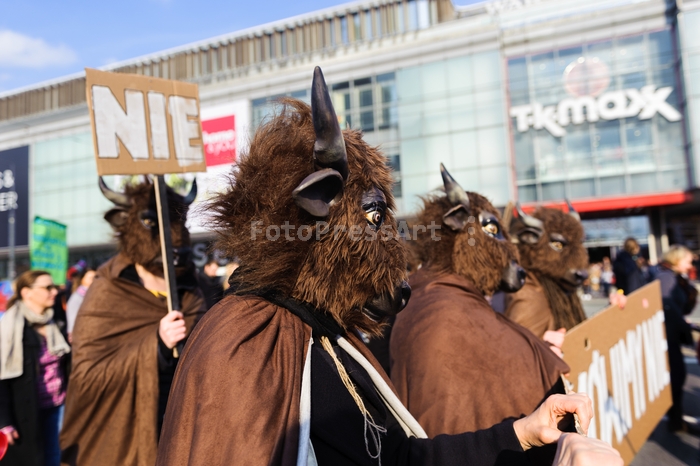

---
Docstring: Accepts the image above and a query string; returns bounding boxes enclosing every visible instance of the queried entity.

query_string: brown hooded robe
[390,268,569,437]
[503,272,554,339]
[60,253,206,466]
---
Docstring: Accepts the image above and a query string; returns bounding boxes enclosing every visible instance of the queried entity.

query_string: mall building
[1,0,700,276]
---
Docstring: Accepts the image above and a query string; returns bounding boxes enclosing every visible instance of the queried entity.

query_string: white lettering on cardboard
[92,86,149,159]
[169,96,203,165]
[148,92,169,160]
[511,86,681,137]
[574,311,669,444]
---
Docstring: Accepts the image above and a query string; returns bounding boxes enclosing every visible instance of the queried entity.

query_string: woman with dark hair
[0,270,71,466]
[657,245,697,432]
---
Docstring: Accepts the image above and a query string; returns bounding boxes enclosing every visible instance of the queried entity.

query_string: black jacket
[0,320,70,466]
[613,251,646,294]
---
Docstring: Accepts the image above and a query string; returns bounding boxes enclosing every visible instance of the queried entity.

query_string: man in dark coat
[613,238,646,295]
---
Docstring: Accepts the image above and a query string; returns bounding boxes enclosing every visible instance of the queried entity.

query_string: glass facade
[397,50,512,212]
[32,133,114,247]
[681,8,700,188]
[508,29,688,202]
[251,73,402,200]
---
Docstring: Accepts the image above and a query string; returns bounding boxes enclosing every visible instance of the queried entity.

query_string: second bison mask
[210,67,409,336]
[412,164,525,296]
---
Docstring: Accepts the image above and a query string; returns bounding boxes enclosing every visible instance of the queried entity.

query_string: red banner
[202,115,236,167]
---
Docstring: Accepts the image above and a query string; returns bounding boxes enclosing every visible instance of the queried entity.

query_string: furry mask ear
[293,67,348,218]
[105,208,129,229]
[292,168,344,217]
[442,204,470,231]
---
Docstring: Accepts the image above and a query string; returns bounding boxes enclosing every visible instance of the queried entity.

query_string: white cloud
[0,30,77,68]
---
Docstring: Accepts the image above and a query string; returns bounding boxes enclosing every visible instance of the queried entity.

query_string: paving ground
[582,295,700,465]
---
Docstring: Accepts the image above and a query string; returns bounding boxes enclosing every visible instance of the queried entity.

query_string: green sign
[30,216,68,285]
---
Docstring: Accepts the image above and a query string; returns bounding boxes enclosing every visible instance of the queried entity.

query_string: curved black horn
[566,198,580,221]
[440,163,470,209]
[312,67,348,181]
[515,202,544,231]
[99,177,130,207]
[183,179,197,205]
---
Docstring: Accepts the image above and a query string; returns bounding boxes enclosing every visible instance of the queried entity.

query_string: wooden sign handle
[153,175,184,358]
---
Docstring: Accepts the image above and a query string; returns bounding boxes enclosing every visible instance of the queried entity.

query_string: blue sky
[0,0,481,93]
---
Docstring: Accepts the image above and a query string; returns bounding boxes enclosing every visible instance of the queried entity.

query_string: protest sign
[30,216,68,286]
[85,68,207,176]
[85,68,208,357]
[562,281,671,464]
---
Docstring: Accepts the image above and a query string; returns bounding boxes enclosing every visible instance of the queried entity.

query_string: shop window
[599,176,626,196]
[518,184,537,202]
[569,179,595,198]
[541,181,566,201]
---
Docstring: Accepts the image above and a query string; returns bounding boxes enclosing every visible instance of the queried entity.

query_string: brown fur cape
[60,254,206,466]
[391,268,569,436]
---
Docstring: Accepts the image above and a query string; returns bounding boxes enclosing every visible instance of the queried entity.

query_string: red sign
[202,115,236,166]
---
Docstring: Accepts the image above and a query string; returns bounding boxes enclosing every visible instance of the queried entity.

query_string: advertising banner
[85,68,207,175]
[202,115,236,167]
[0,146,29,249]
[188,100,250,234]
[562,282,671,464]
[30,217,68,286]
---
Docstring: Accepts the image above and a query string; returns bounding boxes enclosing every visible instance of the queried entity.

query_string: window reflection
[511,28,687,202]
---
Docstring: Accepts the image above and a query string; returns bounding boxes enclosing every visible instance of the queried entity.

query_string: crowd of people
[0,68,698,466]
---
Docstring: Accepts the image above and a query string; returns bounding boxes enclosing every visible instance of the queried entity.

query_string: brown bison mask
[209,67,409,336]
[510,203,588,291]
[100,177,196,277]
[412,164,525,296]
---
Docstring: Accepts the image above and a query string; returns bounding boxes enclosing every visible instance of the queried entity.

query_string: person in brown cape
[504,204,589,340]
[60,179,206,466]
[390,164,571,439]
[156,68,622,466]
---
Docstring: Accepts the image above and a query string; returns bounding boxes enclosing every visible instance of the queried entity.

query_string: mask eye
[549,241,564,252]
[482,222,499,236]
[140,216,156,229]
[365,209,385,231]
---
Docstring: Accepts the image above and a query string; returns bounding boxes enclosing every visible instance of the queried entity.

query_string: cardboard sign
[85,68,207,175]
[562,281,672,465]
